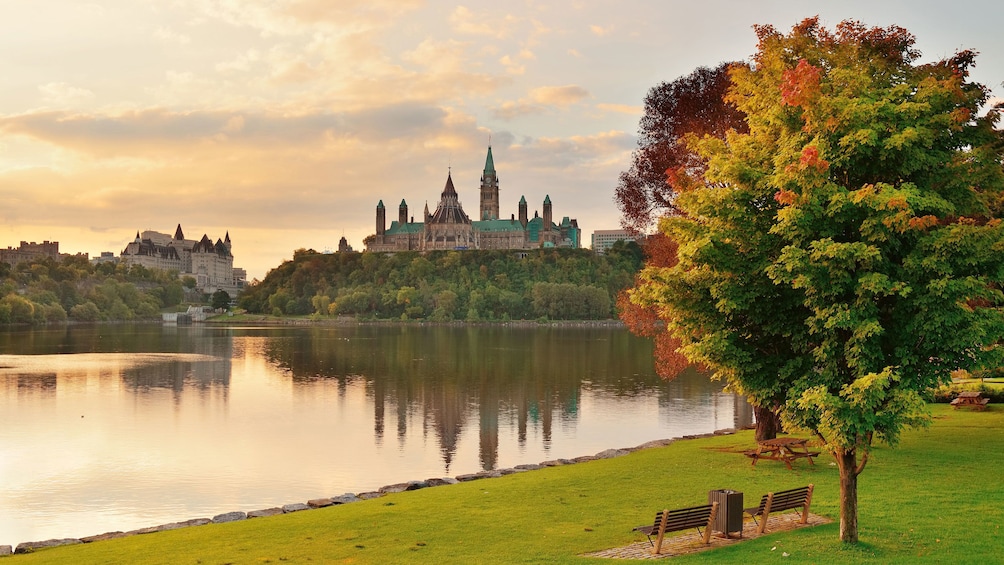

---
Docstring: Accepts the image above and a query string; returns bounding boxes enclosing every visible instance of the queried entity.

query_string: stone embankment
[6,429,735,556]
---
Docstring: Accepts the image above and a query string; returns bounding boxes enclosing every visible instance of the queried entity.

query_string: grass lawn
[11,404,1001,564]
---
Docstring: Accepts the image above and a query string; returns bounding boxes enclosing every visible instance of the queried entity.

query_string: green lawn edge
[10,404,1001,564]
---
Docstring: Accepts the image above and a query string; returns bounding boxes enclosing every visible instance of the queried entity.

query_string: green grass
[12,404,1002,564]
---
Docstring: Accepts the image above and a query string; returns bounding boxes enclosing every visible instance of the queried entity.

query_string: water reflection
[0,324,751,547]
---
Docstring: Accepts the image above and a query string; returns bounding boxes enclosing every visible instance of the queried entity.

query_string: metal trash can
[708,489,744,538]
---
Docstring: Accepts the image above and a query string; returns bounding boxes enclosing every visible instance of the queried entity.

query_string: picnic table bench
[950,391,990,410]
[744,484,814,534]
[745,437,820,470]
[633,502,719,555]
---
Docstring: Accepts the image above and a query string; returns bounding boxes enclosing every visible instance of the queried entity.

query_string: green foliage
[629,18,1004,541]
[211,289,232,311]
[0,255,209,325]
[238,249,637,321]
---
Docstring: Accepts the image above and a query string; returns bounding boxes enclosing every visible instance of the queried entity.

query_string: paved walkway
[582,512,831,559]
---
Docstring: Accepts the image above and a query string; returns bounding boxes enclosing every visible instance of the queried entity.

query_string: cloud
[450,6,518,38]
[38,83,95,108]
[596,103,642,115]
[492,85,591,120]
[589,24,611,37]
[154,27,191,45]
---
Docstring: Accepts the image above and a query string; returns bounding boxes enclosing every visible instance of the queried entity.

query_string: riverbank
[207,313,627,328]
[8,404,1001,564]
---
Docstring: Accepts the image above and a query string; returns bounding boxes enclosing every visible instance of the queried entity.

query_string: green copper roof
[484,146,495,175]
[377,200,385,208]
[400,199,407,207]
[544,195,551,204]
[519,195,526,204]
[385,221,424,235]
[473,218,525,232]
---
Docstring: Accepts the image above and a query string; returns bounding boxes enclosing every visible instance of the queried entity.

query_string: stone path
[583,512,831,559]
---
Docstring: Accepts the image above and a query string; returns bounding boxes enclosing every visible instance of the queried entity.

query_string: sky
[2,1,1002,280]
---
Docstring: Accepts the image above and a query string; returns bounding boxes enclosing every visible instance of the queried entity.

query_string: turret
[543,195,552,232]
[518,195,528,227]
[399,199,408,225]
[376,200,386,236]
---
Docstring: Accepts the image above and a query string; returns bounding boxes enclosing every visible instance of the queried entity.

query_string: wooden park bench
[633,502,718,555]
[744,484,814,534]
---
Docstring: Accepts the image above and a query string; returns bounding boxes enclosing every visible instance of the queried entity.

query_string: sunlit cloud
[154,27,191,45]
[492,85,590,119]
[38,83,95,108]
[596,103,642,115]
[589,24,611,37]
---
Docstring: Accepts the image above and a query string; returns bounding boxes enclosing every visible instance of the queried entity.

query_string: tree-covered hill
[238,244,644,321]
[0,255,197,325]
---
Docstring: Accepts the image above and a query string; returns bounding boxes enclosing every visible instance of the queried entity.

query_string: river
[0,323,751,547]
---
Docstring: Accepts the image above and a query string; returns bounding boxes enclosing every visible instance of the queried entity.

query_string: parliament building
[364,147,580,252]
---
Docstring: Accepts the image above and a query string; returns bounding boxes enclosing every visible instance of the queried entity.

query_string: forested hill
[238,244,644,321]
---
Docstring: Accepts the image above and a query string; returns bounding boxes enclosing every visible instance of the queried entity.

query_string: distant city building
[90,251,118,265]
[119,225,246,297]
[364,146,580,252]
[0,240,87,267]
[337,236,355,253]
[591,229,636,254]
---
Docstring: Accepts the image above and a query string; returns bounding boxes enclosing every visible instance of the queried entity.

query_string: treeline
[0,255,197,325]
[238,244,644,321]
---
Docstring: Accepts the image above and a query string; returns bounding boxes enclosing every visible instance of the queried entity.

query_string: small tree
[211,289,232,311]
[632,18,1004,543]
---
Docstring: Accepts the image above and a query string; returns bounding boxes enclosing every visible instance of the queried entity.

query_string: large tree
[631,18,1004,543]
[615,62,747,234]
[615,62,787,439]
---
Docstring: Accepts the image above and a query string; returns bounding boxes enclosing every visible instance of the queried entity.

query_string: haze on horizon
[2,0,1002,280]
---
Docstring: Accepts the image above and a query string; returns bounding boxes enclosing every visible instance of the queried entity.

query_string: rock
[15,539,80,554]
[573,455,598,463]
[514,464,543,471]
[331,493,362,504]
[595,448,630,459]
[356,491,384,500]
[455,473,482,482]
[179,518,211,527]
[212,511,247,523]
[128,525,168,535]
[0,545,11,556]
[635,439,674,450]
[424,477,458,487]
[496,468,516,476]
[307,498,333,508]
[247,507,284,518]
[80,532,127,543]
[282,503,311,513]
[378,483,411,494]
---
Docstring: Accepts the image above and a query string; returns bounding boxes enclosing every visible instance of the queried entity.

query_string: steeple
[224,231,231,251]
[174,224,184,241]
[479,145,500,221]
[518,195,528,227]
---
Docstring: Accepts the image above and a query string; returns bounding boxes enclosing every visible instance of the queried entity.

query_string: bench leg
[758,494,774,535]
[703,502,718,544]
[800,484,814,524]
[652,509,669,556]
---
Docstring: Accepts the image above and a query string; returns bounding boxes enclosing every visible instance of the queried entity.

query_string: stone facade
[365,147,580,252]
[119,225,245,297]
[0,240,87,267]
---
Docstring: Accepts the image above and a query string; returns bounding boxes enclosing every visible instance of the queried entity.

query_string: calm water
[0,323,751,547]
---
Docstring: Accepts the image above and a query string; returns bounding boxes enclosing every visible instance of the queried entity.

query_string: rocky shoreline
[2,428,737,556]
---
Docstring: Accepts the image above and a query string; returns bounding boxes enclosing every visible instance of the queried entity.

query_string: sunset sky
[2,1,1002,280]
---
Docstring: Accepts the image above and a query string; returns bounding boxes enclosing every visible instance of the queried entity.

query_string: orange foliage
[774,189,798,205]
[799,145,829,172]
[780,59,822,108]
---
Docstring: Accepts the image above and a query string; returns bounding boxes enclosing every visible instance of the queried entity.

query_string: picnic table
[746,437,820,470]
[950,391,990,410]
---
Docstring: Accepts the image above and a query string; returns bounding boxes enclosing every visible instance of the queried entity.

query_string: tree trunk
[835,449,859,543]
[753,404,781,441]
